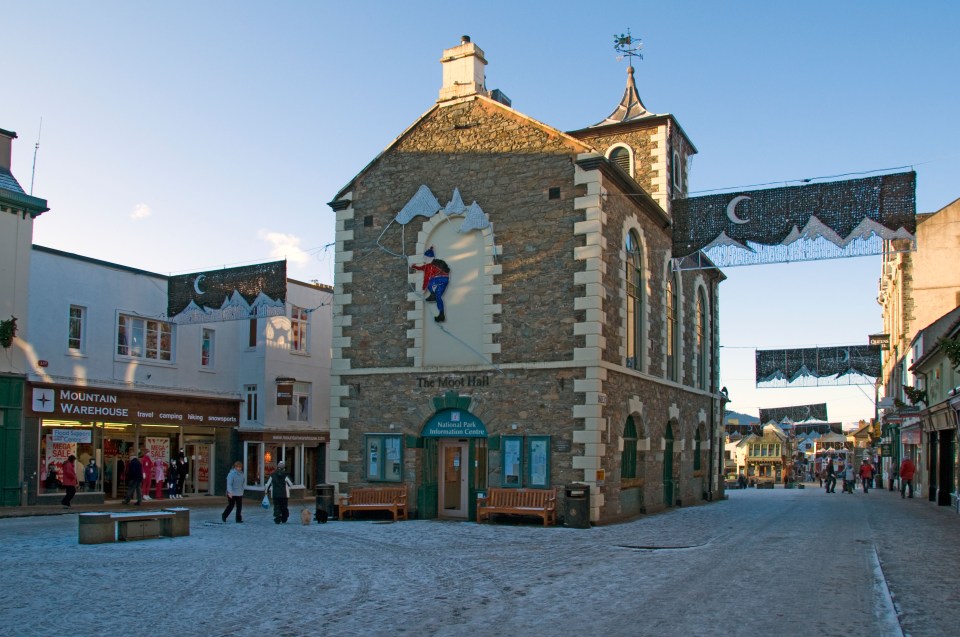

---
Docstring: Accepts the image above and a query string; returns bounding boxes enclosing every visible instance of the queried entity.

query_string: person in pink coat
[61,454,78,508]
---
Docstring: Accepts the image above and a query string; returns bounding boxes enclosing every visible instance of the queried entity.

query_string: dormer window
[608,145,633,178]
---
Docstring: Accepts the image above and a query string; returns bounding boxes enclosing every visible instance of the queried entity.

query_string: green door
[417,438,439,519]
[663,422,674,507]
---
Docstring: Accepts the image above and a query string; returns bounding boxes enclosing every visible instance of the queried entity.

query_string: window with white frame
[287,382,310,422]
[244,384,258,422]
[625,230,644,371]
[608,145,633,178]
[68,305,86,353]
[201,328,215,368]
[117,314,173,361]
[290,305,309,353]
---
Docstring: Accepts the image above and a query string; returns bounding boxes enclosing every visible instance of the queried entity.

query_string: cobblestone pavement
[1,486,957,637]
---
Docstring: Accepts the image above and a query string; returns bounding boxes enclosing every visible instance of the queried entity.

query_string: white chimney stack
[439,35,487,102]
[0,128,16,171]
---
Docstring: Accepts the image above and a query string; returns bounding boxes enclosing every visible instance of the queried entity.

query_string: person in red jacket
[858,460,875,494]
[60,454,78,508]
[899,456,916,498]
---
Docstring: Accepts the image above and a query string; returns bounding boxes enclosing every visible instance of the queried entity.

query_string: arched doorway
[418,399,488,520]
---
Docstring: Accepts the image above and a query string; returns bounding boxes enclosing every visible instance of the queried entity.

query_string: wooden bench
[338,487,408,521]
[78,508,190,544]
[477,487,557,526]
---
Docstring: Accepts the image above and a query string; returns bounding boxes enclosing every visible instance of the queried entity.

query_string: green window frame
[694,430,702,471]
[365,434,403,482]
[500,436,552,488]
[622,417,638,479]
[526,436,551,488]
[502,436,523,486]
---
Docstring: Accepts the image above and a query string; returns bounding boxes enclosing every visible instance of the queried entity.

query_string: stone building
[326,37,725,524]
[877,197,960,489]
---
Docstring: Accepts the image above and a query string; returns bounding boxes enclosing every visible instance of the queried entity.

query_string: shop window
[201,328,215,368]
[287,382,310,422]
[245,442,263,487]
[291,305,309,353]
[622,417,638,479]
[68,305,86,353]
[244,384,258,422]
[365,434,403,482]
[117,314,173,361]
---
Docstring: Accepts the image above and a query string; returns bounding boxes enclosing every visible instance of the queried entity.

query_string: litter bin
[315,484,335,523]
[564,483,590,528]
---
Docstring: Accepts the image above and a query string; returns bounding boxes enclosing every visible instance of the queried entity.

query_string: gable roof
[330,94,594,205]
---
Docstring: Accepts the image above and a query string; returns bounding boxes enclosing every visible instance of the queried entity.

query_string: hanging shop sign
[27,383,239,427]
[869,333,891,349]
[276,384,294,406]
[421,409,487,437]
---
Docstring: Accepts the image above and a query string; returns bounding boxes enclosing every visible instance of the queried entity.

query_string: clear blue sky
[6,1,959,425]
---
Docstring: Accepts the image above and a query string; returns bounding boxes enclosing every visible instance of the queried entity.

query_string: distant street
[1,486,957,636]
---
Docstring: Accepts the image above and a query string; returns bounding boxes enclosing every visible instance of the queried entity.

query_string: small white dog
[300,508,312,525]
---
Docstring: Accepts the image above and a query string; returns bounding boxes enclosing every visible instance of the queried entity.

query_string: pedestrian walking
[824,460,837,493]
[859,460,874,494]
[61,455,78,508]
[84,459,99,492]
[222,461,246,523]
[843,462,856,493]
[264,462,293,524]
[123,452,143,505]
[899,456,916,498]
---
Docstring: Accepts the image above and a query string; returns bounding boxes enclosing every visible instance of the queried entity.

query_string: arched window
[622,417,638,479]
[625,230,644,371]
[666,275,678,381]
[609,146,632,177]
[696,288,708,389]
[694,429,702,471]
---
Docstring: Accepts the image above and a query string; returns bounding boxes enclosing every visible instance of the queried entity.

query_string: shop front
[24,382,239,506]
[238,430,330,499]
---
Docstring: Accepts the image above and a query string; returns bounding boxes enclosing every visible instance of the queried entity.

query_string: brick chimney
[439,36,487,102]
[0,128,16,171]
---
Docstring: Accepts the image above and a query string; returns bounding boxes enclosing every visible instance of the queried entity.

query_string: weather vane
[613,28,643,68]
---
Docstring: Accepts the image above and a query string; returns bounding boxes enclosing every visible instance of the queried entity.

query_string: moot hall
[326,36,726,524]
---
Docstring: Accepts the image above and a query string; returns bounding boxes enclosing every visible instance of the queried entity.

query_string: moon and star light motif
[672,171,917,267]
[755,344,882,387]
[167,261,287,324]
